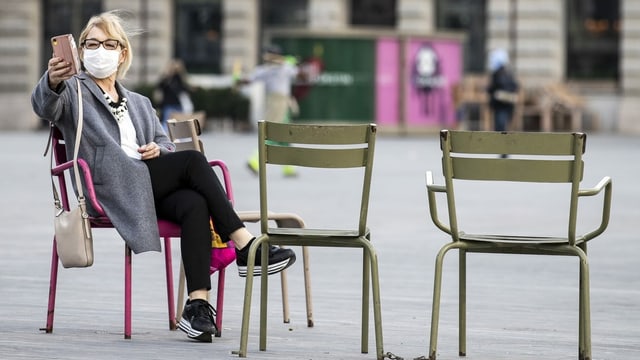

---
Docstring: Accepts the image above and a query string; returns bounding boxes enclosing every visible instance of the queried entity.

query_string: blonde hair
[79,10,140,79]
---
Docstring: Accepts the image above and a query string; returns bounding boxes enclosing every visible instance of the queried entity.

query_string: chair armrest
[208,159,234,205]
[238,211,306,229]
[77,158,106,216]
[578,176,612,241]
[578,176,612,197]
[51,160,74,176]
[51,158,106,216]
[426,171,446,193]
[425,171,452,235]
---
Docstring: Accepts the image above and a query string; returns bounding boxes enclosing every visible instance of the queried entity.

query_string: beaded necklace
[103,92,128,122]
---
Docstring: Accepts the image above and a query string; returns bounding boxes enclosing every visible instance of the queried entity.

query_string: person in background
[242,45,300,177]
[487,48,519,134]
[291,43,324,104]
[155,59,193,131]
[32,10,295,344]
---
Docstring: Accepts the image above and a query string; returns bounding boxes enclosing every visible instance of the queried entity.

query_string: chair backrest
[257,120,377,235]
[165,117,235,202]
[439,129,586,240]
[168,110,207,130]
[167,117,204,152]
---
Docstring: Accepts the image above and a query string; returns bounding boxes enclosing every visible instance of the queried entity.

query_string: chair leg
[279,247,290,324]
[360,247,371,354]
[578,251,585,359]
[362,241,385,360]
[429,243,458,360]
[176,262,186,326]
[362,239,386,360]
[215,267,226,337]
[302,246,314,327]
[459,250,467,357]
[577,245,592,360]
[272,215,314,327]
[238,273,252,358]
[259,241,270,351]
[43,238,59,334]
[238,237,263,357]
[163,237,176,330]
[124,245,132,339]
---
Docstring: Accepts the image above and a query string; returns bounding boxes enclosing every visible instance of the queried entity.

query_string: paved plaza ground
[0,128,638,359]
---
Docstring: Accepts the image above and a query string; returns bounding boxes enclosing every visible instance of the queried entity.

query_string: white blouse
[117,110,141,160]
[104,93,141,160]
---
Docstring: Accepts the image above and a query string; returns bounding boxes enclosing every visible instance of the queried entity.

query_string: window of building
[435,0,486,74]
[262,0,308,26]
[350,0,396,27]
[566,0,620,81]
[174,0,223,74]
[41,0,102,71]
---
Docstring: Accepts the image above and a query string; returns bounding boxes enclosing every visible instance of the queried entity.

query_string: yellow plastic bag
[211,220,227,248]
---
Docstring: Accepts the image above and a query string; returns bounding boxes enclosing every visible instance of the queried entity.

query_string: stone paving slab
[0,129,638,360]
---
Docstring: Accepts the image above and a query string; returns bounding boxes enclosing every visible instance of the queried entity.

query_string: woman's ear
[119,48,127,64]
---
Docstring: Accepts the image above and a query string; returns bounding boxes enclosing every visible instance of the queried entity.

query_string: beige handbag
[50,79,94,268]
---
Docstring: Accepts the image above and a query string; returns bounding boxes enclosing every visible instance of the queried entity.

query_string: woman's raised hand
[48,56,74,90]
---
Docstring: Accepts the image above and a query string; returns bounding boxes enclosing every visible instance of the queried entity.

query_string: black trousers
[144,150,244,293]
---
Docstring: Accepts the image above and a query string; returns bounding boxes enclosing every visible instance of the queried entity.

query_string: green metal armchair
[425,130,612,360]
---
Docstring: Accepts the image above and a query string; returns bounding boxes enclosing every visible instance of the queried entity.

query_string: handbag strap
[51,78,87,210]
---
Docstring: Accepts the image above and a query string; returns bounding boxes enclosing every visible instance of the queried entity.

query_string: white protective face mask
[83,47,121,79]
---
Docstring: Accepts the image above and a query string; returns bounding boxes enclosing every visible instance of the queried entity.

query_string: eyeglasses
[82,39,121,51]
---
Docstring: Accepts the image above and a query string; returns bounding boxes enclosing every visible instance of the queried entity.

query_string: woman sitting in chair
[31,10,295,343]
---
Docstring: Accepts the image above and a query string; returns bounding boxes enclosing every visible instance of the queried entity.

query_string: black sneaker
[178,299,218,342]
[236,238,296,277]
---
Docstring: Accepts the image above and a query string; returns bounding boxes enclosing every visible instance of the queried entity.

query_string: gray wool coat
[32,71,176,254]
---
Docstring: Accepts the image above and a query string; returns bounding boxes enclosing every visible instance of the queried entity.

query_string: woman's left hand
[139,142,161,160]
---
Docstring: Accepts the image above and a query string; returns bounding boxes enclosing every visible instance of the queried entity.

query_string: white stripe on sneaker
[237,258,290,277]
[178,318,211,342]
[178,318,203,338]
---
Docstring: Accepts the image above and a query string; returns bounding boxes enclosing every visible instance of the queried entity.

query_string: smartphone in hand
[51,34,81,75]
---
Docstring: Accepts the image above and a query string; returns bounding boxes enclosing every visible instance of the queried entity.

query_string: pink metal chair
[44,127,233,339]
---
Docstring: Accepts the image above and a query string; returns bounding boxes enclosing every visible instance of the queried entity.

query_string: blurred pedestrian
[155,59,193,131]
[241,45,300,177]
[487,48,519,134]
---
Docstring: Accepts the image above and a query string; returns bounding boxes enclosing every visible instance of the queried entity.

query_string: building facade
[3,0,636,133]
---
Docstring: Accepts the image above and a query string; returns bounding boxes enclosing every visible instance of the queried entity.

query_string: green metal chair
[237,121,384,359]
[167,118,315,333]
[425,130,612,360]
